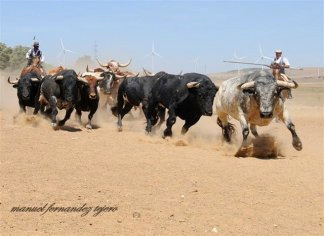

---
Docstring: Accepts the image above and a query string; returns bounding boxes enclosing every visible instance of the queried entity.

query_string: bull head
[96,58,132,69]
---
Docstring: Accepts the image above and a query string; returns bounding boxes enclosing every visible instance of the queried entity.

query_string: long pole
[223,60,303,70]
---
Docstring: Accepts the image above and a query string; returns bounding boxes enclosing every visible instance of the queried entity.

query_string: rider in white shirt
[271,49,293,99]
[273,49,290,74]
[26,41,44,66]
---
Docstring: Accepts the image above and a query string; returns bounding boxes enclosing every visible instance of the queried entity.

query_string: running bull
[75,72,104,129]
[7,68,43,115]
[146,73,218,137]
[215,70,302,156]
[38,69,80,129]
[111,71,167,131]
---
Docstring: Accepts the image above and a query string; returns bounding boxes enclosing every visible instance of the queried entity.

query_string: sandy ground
[0,72,323,235]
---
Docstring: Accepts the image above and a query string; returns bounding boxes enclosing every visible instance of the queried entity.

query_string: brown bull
[48,66,65,76]
[75,72,103,128]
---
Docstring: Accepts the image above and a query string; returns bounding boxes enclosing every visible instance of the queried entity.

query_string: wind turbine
[57,39,76,67]
[255,44,272,70]
[145,41,162,73]
[233,51,247,75]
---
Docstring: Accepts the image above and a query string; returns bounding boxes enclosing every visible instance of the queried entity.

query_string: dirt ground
[0,73,323,235]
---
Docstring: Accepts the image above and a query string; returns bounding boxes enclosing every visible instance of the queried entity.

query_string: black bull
[39,69,80,129]
[146,72,218,137]
[7,71,42,114]
[111,72,167,131]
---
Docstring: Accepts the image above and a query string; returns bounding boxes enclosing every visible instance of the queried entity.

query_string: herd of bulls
[7,57,302,156]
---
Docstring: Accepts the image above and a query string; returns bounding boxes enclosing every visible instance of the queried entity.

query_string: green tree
[9,45,29,70]
[0,43,13,70]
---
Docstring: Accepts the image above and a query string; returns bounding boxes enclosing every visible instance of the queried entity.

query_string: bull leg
[86,105,98,129]
[278,105,302,151]
[145,99,159,134]
[238,109,250,147]
[217,112,235,142]
[156,106,166,128]
[163,106,177,138]
[142,100,159,128]
[33,100,41,115]
[235,110,250,157]
[250,124,259,137]
[75,109,82,124]
[18,100,26,113]
[181,115,200,134]
[58,107,74,127]
[49,96,58,129]
[117,103,133,131]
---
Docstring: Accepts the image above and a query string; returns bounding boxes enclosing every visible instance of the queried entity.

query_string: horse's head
[271,63,282,80]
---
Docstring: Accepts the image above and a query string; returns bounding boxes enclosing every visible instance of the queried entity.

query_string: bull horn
[55,75,64,80]
[31,77,40,82]
[115,74,126,79]
[126,72,140,78]
[96,58,108,68]
[143,68,154,76]
[240,81,255,89]
[179,70,183,75]
[187,81,200,88]
[96,76,104,81]
[7,76,18,85]
[118,58,132,67]
[277,80,298,89]
[86,65,89,72]
[77,76,88,83]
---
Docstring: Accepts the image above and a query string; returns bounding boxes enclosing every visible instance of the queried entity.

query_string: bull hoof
[86,124,92,129]
[58,120,65,126]
[293,139,303,151]
[163,130,172,138]
[145,127,152,134]
[118,126,123,132]
[235,145,252,158]
[52,123,59,130]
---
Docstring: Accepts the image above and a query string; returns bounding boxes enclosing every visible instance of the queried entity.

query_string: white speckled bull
[215,70,302,156]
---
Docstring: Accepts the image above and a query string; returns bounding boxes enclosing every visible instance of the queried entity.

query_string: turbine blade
[60,39,64,50]
[259,44,264,56]
[263,56,273,60]
[56,50,63,58]
[153,51,162,58]
[65,49,76,54]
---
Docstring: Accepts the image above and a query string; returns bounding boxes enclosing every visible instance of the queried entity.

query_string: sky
[0,0,323,73]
